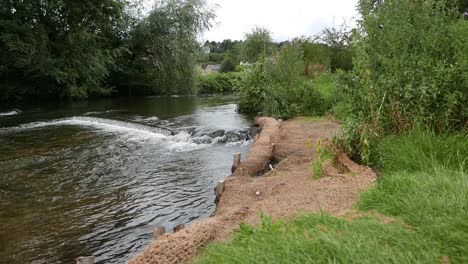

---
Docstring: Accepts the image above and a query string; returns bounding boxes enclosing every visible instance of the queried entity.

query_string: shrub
[237,44,343,119]
[342,0,468,164]
[197,72,239,94]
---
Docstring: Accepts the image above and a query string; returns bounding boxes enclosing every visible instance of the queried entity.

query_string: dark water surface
[0,96,253,264]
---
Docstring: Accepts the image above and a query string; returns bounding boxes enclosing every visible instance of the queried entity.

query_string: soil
[129,117,377,264]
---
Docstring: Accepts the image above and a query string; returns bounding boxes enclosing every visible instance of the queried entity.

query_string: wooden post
[215,180,225,197]
[76,256,94,264]
[231,153,241,173]
[153,226,166,240]
[173,224,185,233]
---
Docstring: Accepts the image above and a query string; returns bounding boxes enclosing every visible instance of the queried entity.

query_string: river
[0,96,253,263]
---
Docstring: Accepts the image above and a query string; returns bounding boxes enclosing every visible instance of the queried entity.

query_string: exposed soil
[129,117,376,264]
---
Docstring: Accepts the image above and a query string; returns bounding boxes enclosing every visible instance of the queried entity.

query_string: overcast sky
[203,0,359,42]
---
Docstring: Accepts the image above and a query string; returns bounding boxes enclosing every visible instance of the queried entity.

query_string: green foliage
[220,51,238,73]
[295,37,331,76]
[200,39,242,68]
[114,0,215,95]
[341,0,468,164]
[0,0,133,101]
[237,43,343,119]
[197,72,239,94]
[0,0,216,101]
[312,138,334,179]
[317,23,355,71]
[240,27,275,63]
[235,28,355,119]
[236,63,266,114]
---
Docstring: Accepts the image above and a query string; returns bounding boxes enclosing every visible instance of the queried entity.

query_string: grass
[311,137,334,179]
[194,131,468,264]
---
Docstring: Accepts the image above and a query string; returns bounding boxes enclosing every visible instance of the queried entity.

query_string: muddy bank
[129,117,376,264]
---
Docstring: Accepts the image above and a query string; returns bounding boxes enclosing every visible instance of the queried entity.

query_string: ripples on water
[0,96,253,263]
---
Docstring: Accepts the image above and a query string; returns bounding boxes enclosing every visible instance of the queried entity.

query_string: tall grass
[195,131,468,264]
[358,131,468,261]
[372,130,467,173]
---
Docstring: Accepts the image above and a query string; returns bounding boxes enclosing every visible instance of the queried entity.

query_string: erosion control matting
[129,117,376,264]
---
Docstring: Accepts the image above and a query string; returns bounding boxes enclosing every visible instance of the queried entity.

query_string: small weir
[0,96,253,264]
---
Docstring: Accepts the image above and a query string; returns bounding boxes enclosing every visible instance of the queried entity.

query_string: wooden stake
[153,226,166,240]
[173,224,185,233]
[231,153,241,173]
[76,256,94,264]
[215,180,225,197]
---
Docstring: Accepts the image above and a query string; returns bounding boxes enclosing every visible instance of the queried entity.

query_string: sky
[203,0,359,42]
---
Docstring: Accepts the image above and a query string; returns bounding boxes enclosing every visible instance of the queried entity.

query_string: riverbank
[129,116,377,263]
[195,130,467,263]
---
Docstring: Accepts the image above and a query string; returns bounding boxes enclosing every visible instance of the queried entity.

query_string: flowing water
[0,96,253,264]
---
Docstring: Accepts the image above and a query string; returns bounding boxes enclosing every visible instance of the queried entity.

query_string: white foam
[0,117,170,134]
[0,116,206,152]
[226,139,252,147]
[0,110,20,116]
[83,111,102,116]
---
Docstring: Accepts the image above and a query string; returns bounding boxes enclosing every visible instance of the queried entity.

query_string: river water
[0,96,253,263]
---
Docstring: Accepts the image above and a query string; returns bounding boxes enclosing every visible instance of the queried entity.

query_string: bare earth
[129,117,376,264]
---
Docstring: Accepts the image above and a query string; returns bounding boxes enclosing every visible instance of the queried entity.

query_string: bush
[197,72,239,94]
[220,52,238,73]
[341,0,468,164]
[237,44,343,119]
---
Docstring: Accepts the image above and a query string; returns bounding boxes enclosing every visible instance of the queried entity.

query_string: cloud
[203,0,359,41]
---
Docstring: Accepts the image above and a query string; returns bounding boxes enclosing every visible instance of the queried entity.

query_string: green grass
[311,138,334,179]
[311,159,324,179]
[372,130,467,173]
[195,131,468,264]
[195,213,447,264]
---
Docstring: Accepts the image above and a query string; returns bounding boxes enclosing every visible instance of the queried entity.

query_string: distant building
[202,46,211,54]
[205,64,221,72]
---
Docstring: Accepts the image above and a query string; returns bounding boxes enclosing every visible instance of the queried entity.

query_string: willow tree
[119,0,215,95]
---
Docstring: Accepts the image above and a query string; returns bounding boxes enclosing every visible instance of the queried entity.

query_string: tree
[220,51,238,72]
[115,0,215,95]
[0,0,135,101]
[317,23,354,71]
[293,37,332,76]
[240,27,274,63]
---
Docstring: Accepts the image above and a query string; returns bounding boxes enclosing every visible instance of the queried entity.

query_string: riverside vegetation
[0,0,216,101]
[194,0,468,263]
[2,0,467,263]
